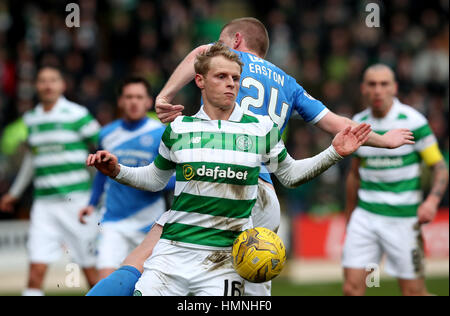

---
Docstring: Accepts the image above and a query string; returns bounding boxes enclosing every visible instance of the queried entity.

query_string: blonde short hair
[194,42,243,76]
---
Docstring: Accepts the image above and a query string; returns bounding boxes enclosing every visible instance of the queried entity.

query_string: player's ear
[393,81,398,96]
[146,97,153,111]
[117,94,125,110]
[234,32,243,49]
[61,79,67,94]
[360,82,366,95]
[195,74,205,89]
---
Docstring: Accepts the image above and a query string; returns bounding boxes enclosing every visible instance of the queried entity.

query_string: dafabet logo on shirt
[182,164,195,180]
[182,164,248,181]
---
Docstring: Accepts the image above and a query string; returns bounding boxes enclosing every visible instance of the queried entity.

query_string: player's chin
[222,98,236,108]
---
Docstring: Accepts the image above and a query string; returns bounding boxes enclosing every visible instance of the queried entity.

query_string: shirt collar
[194,103,243,122]
[36,96,66,114]
[369,97,399,120]
[121,116,149,131]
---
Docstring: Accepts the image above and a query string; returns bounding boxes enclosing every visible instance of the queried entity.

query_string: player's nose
[226,76,235,88]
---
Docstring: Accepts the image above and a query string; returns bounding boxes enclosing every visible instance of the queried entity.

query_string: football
[232,227,286,283]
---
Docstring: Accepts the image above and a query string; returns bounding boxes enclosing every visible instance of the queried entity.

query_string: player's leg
[87,265,142,296]
[342,208,382,296]
[133,240,190,296]
[23,263,48,296]
[24,200,63,295]
[381,218,429,296]
[82,267,99,287]
[397,278,429,296]
[342,268,370,296]
[86,224,163,296]
[58,194,99,287]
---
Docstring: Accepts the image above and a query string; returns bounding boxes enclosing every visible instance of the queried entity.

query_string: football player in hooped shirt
[86,18,414,297]
[88,42,371,296]
[156,18,414,233]
[79,77,174,281]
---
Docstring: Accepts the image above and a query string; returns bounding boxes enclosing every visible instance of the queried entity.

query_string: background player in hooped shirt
[85,17,414,296]
[78,77,174,281]
[0,66,101,295]
[88,42,372,296]
[342,65,448,296]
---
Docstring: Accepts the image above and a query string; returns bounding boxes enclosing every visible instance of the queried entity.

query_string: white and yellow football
[232,227,286,283]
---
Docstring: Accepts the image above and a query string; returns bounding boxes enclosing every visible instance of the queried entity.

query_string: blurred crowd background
[0,0,448,220]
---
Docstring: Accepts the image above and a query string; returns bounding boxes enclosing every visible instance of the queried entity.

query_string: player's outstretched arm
[155,44,210,123]
[0,150,34,212]
[316,111,414,149]
[86,150,120,177]
[272,124,371,188]
[79,172,107,224]
[418,159,449,224]
[87,150,174,192]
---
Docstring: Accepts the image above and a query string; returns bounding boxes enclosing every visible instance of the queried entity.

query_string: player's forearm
[425,160,449,206]
[345,174,360,223]
[317,112,394,148]
[114,162,174,192]
[9,150,34,198]
[157,45,209,102]
[335,116,386,148]
[273,145,343,188]
[88,172,107,207]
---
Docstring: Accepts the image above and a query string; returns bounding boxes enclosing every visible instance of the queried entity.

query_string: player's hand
[417,199,438,225]
[155,96,184,123]
[0,194,18,213]
[382,129,415,149]
[332,123,372,157]
[79,205,95,224]
[87,150,120,178]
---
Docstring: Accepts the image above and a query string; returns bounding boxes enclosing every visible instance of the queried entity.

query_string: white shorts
[96,223,147,270]
[153,179,277,296]
[134,240,245,296]
[342,208,425,280]
[27,193,99,267]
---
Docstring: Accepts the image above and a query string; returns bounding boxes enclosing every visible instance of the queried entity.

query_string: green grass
[2,276,448,296]
[271,276,449,296]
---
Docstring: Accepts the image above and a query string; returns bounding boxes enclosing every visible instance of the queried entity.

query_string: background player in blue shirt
[79,77,174,281]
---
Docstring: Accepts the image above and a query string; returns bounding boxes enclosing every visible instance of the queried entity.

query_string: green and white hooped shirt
[353,98,443,217]
[24,97,100,199]
[154,105,287,250]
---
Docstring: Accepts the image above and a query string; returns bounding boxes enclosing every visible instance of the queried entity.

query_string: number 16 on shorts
[224,279,244,296]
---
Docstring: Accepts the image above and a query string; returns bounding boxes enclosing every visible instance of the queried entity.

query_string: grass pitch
[271,276,449,296]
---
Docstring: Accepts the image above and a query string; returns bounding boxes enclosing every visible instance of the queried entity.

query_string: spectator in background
[0,66,100,295]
